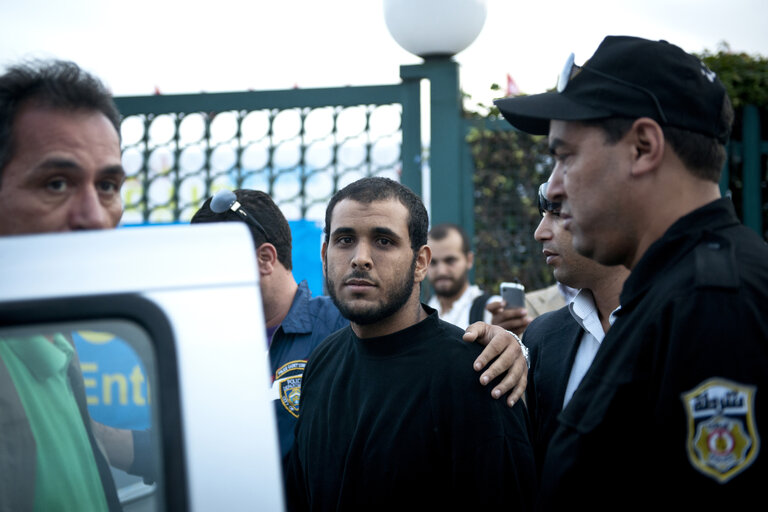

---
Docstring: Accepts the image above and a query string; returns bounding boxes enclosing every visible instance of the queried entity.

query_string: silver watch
[508,330,529,368]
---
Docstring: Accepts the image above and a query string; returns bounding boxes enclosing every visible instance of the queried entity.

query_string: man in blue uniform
[495,35,767,508]
[192,190,348,463]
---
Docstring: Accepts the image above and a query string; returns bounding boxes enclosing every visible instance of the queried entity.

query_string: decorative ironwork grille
[115,85,421,225]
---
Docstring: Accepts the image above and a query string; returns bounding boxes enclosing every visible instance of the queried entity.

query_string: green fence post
[742,104,762,236]
[400,58,468,229]
[399,78,422,197]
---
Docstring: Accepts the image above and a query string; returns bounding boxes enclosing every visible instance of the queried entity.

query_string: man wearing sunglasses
[523,180,628,480]
[495,35,767,507]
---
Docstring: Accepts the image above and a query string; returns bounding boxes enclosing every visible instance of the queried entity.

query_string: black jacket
[539,198,768,510]
[523,306,582,478]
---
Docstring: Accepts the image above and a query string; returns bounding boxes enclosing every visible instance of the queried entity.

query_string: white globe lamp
[383,0,488,58]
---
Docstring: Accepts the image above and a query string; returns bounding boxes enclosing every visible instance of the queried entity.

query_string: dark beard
[432,273,467,299]
[326,257,417,325]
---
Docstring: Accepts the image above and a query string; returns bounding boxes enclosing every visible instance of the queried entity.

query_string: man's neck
[590,267,630,333]
[629,167,721,269]
[263,273,299,328]
[352,295,427,339]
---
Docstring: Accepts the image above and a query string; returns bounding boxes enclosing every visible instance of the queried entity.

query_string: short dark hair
[582,95,733,183]
[428,223,470,255]
[191,189,293,270]
[324,177,428,253]
[0,59,122,180]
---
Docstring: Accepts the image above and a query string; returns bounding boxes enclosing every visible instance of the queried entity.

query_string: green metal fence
[464,107,768,238]
[114,71,766,281]
[462,107,768,294]
[720,104,768,239]
[114,82,421,225]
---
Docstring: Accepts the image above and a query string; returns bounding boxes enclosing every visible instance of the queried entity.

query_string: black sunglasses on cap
[557,52,669,124]
[210,189,271,243]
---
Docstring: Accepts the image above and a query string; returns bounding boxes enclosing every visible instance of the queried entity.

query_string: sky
[2,0,767,110]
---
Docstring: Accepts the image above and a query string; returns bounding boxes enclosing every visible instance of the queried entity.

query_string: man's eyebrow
[35,158,126,179]
[330,226,402,241]
[548,137,567,155]
[330,227,356,238]
[38,157,81,170]
[99,165,127,180]
[372,226,399,238]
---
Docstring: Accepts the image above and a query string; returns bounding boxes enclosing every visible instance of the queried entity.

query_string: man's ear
[467,250,475,270]
[321,241,328,277]
[414,244,432,284]
[629,117,665,177]
[256,242,278,276]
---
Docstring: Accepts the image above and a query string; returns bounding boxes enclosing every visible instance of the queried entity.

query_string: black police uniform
[539,198,768,510]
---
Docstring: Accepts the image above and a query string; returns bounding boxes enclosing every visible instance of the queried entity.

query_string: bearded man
[285,177,536,511]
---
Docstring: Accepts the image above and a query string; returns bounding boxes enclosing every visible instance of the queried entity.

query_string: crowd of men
[0,33,766,511]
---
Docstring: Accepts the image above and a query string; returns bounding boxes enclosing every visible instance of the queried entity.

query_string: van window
[0,319,162,511]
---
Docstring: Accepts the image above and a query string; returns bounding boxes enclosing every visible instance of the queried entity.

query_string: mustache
[343,270,377,284]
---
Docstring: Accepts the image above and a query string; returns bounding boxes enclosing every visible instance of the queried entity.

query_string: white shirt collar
[427,284,486,328]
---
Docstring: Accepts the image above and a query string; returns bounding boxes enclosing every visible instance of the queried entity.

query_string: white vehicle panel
[0,223,260,300]
[0,223,284,511]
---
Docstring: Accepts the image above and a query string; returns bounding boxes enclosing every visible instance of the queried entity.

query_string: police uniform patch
[682,377,759,483]
[274,360,306,418]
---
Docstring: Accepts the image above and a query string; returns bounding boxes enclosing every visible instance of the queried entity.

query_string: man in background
[523,180,629,476]
[427,222,530,335]
[191,190,348,467]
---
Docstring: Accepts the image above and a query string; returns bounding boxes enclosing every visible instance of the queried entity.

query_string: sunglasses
[537,182,561,217]
[210,189,270,243]
[557,52,668,124]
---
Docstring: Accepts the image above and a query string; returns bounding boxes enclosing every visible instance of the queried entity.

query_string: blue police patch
[681,377,759,483]
[274,360,306,418]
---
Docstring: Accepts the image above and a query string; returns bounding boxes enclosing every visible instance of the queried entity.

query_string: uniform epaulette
[694,231,739,289]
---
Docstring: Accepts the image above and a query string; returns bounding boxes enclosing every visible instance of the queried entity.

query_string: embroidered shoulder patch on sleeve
[274,360,306,418]
[681,377,759,483]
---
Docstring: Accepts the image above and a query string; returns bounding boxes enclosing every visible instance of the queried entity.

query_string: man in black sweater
[286,177,535,511]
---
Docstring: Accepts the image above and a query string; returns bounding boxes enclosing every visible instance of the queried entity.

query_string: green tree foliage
[699,43,768,109]
[466,120,553,294]
[700,44,768,240]
[465,46,767,294]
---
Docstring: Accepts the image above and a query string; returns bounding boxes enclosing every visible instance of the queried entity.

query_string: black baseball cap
[494,35,732,144]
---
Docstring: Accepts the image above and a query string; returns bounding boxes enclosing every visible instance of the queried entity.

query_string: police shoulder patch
[274,360,307,418]
[681,377,759,483]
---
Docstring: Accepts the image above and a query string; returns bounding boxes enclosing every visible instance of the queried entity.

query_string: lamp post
[384,0,487,229]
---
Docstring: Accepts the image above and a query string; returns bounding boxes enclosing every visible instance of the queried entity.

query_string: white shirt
[558,282,579,304]
[562,288,619,409]
[427,284,500,330]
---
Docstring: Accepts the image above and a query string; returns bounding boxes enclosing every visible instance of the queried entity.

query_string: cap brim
[494,92,613,135]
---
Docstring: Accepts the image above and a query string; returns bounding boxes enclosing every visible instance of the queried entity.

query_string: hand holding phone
[500,282,525,309]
